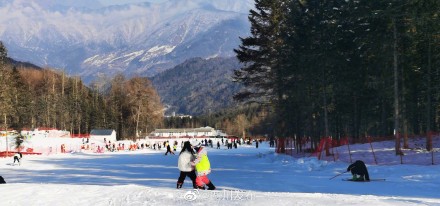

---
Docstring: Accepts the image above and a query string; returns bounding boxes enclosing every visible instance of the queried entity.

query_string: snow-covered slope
[0,0,252,82]
[0,140,439,205]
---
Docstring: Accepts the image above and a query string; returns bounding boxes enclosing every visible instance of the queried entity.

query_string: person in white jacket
[177,141,197,189]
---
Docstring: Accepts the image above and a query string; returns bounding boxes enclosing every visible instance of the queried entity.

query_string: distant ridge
[151,57,242,116]
[0,0,253,83]
[6,57,42,70]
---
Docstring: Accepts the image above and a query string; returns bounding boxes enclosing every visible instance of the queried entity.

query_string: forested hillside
[5,57,42,70]
[0,42,163,139]
[151,57,242,116]
[233,0,440,152]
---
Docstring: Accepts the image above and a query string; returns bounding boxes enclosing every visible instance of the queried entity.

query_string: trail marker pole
[347,137,352,163]
[367,136,378,165]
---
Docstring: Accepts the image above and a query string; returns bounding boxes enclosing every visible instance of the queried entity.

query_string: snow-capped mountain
[0,0,252,82]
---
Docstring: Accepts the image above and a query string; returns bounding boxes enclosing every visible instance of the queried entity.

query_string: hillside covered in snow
[0,0,252,82]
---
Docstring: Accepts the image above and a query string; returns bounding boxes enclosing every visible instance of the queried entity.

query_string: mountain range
[151,57,242,116]
[0,0,252,83]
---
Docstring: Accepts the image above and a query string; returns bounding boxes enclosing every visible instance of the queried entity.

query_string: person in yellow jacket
[190,139,215,190]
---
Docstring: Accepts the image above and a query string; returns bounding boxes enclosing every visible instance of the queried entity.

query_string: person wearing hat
[190,139,215,190]
[176,141,197,189]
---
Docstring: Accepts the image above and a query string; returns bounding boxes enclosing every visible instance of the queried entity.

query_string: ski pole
[329,170,349,180]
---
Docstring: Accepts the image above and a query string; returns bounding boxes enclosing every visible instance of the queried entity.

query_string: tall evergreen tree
[0,42,13,131]
[234,0,291,138]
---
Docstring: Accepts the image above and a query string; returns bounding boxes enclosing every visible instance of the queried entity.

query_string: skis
[342,178,385,182]
[6,163,20,166]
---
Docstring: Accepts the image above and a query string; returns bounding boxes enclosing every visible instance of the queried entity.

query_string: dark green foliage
[234,0,440,142]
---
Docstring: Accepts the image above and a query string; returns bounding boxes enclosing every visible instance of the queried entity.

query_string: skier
[177,141,197,189]
[173,144,177,152]
[347,160,370,181]
[165,141,175,155]
[13,152,22,165]
[190,139,215,190]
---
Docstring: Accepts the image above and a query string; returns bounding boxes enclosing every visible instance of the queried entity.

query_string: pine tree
[0,41,13,131]
[234,0,291,138]
[234,0,288,102]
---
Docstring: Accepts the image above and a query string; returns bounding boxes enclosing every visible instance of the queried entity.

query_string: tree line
[234,0,440,153]
[0,42,163,140]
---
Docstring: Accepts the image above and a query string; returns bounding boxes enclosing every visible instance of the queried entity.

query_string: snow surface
[1,137,440,206]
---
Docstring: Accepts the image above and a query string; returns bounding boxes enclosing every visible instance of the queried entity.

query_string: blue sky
[99,0,166,6]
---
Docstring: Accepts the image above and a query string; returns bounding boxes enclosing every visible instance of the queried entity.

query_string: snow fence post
[346,137,352,163]
[367,136,377,165]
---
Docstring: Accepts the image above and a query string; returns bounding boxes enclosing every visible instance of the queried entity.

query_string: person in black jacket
[347,160,370,181]
[165,141,175,155]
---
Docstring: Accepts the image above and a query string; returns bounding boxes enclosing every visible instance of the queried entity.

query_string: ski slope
[0,139,439,206]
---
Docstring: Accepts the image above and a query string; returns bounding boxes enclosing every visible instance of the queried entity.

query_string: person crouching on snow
[177,141,197,189]
[347,160,370,181]
[190,139,215,190]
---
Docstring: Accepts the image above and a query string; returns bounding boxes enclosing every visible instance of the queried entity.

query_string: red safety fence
[0,150,42,157]
[275,134,440,165]
[70,134,90,138]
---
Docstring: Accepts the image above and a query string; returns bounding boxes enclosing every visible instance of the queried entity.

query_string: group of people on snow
[177,139,215,190]
[174,139,371,191]
[160,137,265,154]
[4,138,370,189]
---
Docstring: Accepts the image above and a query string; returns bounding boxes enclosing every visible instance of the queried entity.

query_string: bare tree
[235,114,250,140]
